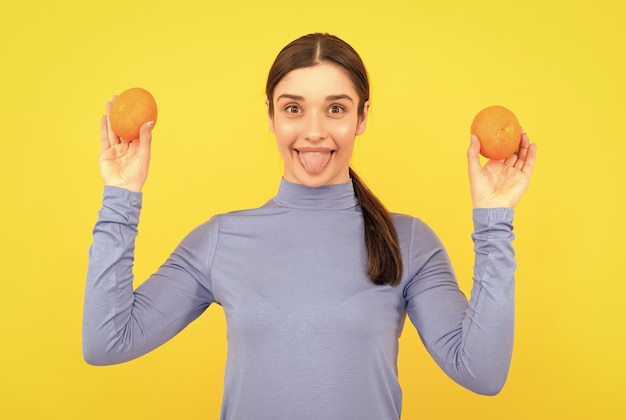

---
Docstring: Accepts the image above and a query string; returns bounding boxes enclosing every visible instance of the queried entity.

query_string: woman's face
[269,62,369,187]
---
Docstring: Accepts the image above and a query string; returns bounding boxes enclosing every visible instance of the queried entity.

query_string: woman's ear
[355,100,370,136]
[266,99,275,132]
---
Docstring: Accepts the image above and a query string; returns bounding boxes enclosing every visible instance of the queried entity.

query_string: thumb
[467,134,482,176]
[137,120,154,159]
[139,120,154,142]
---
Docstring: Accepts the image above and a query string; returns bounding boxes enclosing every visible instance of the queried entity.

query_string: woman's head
[266,33,370,117]
[267,33,371,187]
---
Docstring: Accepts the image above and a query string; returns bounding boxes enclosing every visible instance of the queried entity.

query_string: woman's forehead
[273,63,358,100]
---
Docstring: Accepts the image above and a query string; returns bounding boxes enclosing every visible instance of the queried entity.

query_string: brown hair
[266,33,403,286]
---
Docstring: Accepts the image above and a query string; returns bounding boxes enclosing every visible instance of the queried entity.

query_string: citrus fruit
[471,105,521,160]
[109,87,158,140]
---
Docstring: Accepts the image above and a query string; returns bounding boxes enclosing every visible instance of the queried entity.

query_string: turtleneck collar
[272,178,359,210]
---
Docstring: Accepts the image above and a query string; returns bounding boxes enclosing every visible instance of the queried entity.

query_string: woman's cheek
[274,119,300,140]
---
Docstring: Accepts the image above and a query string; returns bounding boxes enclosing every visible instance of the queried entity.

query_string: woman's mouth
[295,148,334,175]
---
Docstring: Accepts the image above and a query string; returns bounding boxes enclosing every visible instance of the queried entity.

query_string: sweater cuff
[472,208,514,226]
[472,208,515,241]
[99,186,143,224]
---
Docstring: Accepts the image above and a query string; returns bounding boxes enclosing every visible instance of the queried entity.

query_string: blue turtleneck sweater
[83,179,516,419]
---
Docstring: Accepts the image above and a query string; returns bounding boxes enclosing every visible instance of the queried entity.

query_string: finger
[136,120,154,163]
[521,142,537,176]
[106,96,120,146]
[517,132,530,159]
[100,115,110,153]
[467,135,483,177]
[514,133,531,169]
[504,151,518,166]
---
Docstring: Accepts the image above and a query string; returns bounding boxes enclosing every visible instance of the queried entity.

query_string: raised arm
[404,133,536,395]
[82,99,215,365]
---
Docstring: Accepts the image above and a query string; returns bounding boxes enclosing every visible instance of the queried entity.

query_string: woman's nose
[304,111,326,141]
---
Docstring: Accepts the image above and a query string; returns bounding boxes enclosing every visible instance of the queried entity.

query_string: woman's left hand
[467,132,537,209]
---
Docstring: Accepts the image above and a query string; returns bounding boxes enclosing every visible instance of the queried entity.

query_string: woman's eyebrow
[276,94,304,101]
[276,93,354,102]
[326,94,354,102]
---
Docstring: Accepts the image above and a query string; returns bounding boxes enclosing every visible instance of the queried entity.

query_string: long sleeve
[403,208,515,395]
[82,186,216,365]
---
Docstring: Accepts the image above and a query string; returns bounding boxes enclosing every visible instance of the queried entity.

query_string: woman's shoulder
[390,212,443,248]
[391,212,432,231]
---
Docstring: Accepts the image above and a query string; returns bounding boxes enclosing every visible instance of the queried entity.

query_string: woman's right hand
[99,96,154,192]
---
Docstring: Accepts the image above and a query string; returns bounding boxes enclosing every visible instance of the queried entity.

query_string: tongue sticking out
[298,151,332,175]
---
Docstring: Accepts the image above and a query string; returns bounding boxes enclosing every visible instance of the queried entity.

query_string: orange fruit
[110,87,158,140]
[471,105,521,160]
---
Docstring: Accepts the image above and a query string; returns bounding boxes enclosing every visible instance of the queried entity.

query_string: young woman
[83,33,537,419]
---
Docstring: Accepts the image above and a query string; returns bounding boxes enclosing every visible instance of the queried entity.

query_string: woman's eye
[286,105,300,113]
[329,105,344,114]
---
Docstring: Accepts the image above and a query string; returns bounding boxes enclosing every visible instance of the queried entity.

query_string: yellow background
[1,0,624,418]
